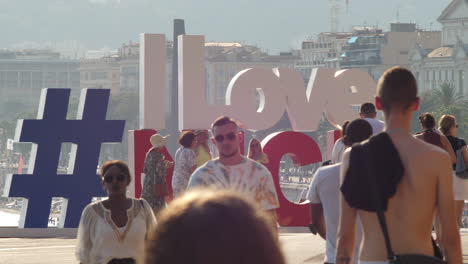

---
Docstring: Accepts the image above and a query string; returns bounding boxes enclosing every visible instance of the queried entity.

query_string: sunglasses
[104,173,127,183]
[214,132,237,143]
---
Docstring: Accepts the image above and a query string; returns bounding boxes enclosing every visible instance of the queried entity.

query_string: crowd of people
[75,67,465,264]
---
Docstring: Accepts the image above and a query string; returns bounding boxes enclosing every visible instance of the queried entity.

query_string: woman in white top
[76,160,157,264]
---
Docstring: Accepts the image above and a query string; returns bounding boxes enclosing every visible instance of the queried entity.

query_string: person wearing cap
[359,102,385,135]
[172,131,198,198]
[141,134,173,215]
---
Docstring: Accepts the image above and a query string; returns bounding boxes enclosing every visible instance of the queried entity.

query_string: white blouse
[76,198,157,264]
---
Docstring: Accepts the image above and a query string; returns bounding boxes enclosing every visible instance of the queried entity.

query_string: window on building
[0,72,6,89]
[32,72,43,89]
[91,72,108,80]
[58,72,68,87]
[20,72,32,89]
[459,70,465,95]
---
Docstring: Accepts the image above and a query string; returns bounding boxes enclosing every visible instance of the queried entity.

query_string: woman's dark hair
[419,112,436,129]
[341,120,350,139]
[145,190,286,264]
[178,131,196,148]
[100,160,131,184]
[343,119,373,147]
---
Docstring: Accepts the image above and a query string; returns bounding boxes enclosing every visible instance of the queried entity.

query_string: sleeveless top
[415,129,444,149]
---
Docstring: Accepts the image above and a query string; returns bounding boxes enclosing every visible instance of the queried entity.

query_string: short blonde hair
[438,114,456,135]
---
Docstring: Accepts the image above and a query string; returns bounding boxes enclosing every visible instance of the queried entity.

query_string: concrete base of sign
[0,226,303,238]
[278,226,309,233]
[0,228,77,238]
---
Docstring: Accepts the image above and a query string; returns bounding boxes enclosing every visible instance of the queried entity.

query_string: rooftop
[205,42,242,47]
[427,47,454,58]
[0,49,62,60]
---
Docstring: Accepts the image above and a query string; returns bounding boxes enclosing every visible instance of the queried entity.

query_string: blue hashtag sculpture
[3,88,125,228]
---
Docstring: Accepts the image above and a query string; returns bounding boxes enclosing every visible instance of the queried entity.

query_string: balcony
[343,43,380,51]
[339,57,382,67]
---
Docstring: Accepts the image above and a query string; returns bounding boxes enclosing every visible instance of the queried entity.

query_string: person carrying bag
[455,139,468,179]
[364,145,445,264]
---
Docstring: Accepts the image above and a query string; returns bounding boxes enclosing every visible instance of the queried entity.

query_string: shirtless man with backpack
[336,67,462,264]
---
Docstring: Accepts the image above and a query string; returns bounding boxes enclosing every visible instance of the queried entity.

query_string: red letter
[262,131,322,226]
[128,129,174,200]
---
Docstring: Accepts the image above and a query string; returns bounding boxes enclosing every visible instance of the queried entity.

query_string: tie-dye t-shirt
[187,157,280,210]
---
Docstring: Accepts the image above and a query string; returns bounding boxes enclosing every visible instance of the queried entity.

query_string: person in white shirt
[308,119,373,264]
[188,116,279,223]
[76,160,157,264]
[331,121,350,164]
[359,102,384,135]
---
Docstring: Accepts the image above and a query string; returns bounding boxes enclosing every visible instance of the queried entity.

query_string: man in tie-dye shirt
[188,116,279,221]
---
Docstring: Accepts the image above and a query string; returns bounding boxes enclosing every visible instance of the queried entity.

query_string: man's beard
[220,147,238,158]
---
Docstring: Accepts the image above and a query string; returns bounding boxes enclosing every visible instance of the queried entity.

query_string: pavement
[1,232,468,264]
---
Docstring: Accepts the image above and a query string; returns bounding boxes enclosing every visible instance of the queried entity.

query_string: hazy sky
[0,0,452,53]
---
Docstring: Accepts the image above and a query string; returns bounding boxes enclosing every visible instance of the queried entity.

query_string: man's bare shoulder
[400,136,452,172]
[410,136,450,158]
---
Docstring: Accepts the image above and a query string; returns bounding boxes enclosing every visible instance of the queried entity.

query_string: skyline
[0,0,451,54]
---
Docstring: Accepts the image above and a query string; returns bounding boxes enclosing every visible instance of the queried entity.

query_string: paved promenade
[1,231,468,264]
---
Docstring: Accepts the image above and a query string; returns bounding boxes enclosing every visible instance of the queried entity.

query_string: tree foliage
[413,83,468,139]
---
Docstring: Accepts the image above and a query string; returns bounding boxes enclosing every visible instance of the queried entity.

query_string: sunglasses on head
[214,132,236,143]
[104,173,127,183]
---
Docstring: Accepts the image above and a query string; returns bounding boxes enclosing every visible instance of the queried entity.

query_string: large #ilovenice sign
[133,34,377,226]
[3,33,376,229]
[141,34,376,131]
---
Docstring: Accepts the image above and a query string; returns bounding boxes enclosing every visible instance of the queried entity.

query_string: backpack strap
[363,144,397,262]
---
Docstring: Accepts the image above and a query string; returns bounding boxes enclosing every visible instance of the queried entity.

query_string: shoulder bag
[455,139,468,179]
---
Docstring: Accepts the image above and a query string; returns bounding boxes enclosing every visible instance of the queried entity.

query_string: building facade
[338,26,386,80]
[295,32,352,81]
[0,49,79,112]
[337,24,441,80]
[79,56,120,93]
[79,41,173,95]
[410,0,468,94]
[204,43,298,104]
